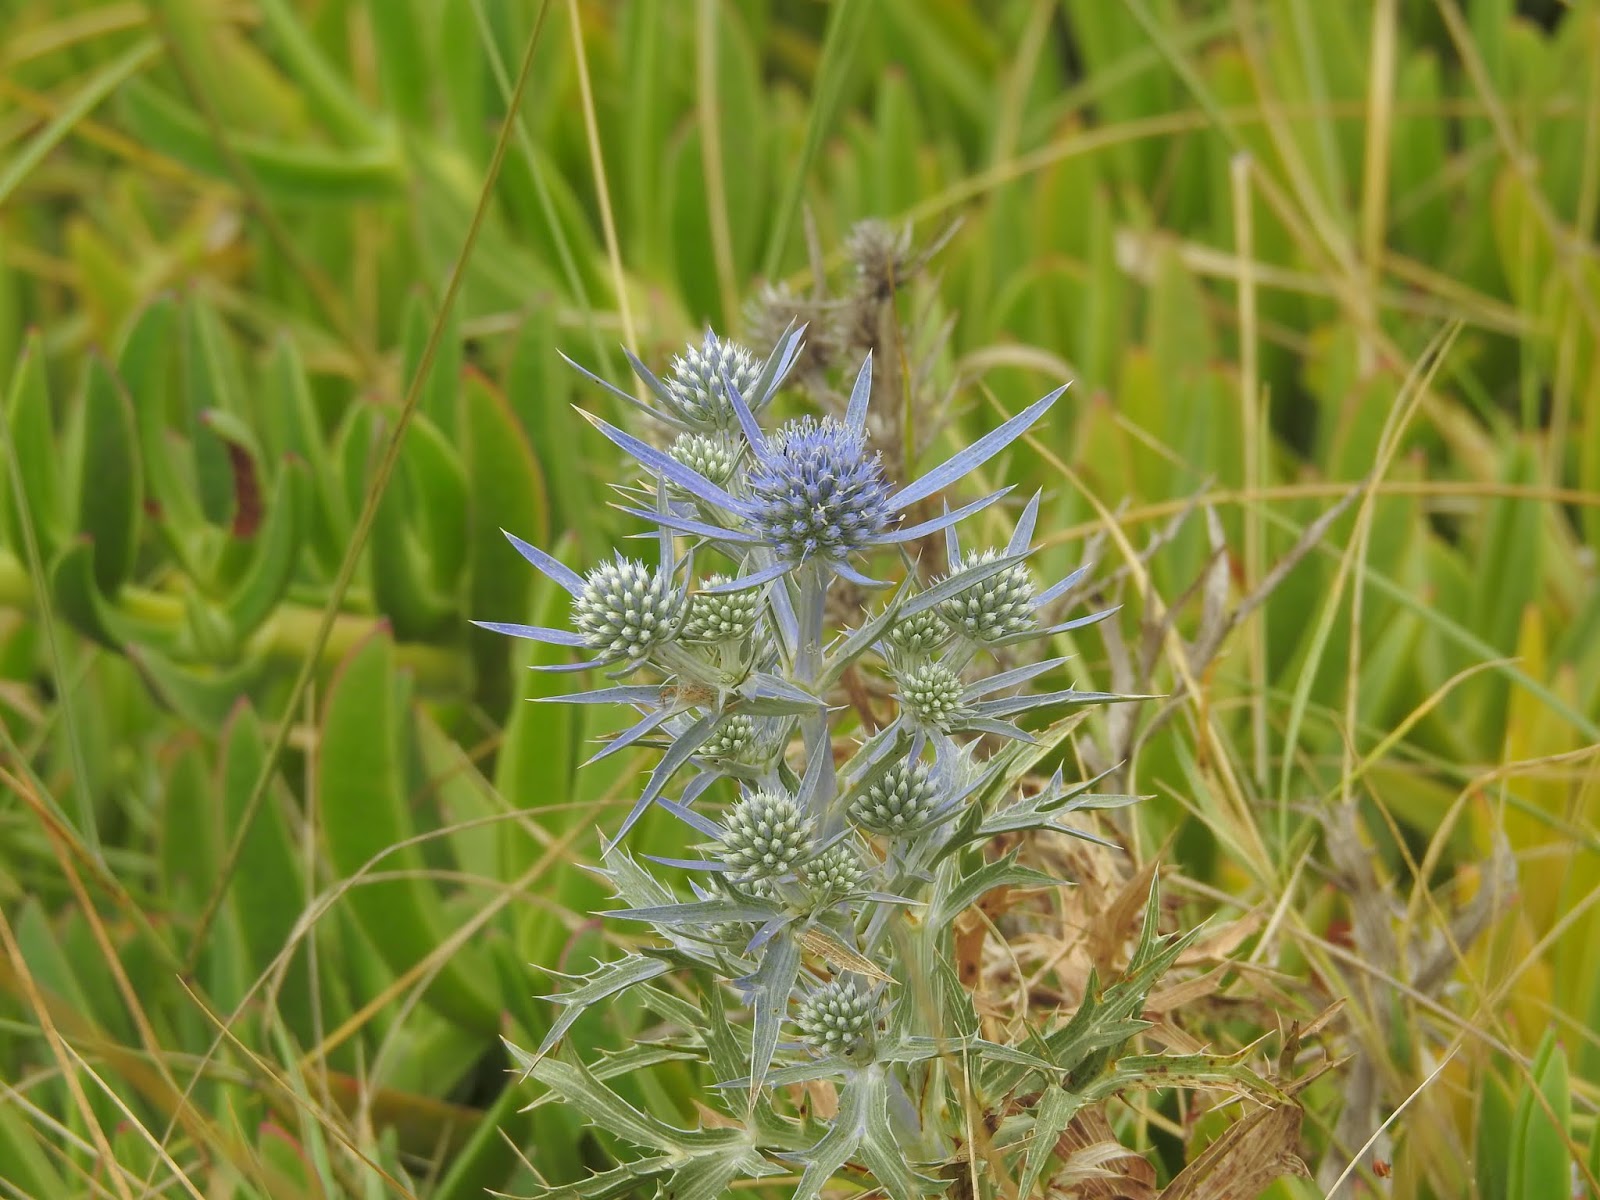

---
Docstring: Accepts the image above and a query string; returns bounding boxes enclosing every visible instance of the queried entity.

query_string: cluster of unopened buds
[482,327,1133,1198]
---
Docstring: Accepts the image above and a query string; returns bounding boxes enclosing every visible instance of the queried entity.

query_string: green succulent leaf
[263,335,350,576]
[3,334,63,559]
[1509,1031,1572,1200]
[318,630,498,1030]
[126,642,265,736]
[119,295,207,569]
[73,356,143,594]
[225,456,307,639]
[118,78,406,202]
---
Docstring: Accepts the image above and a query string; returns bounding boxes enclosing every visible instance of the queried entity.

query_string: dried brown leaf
[1176,913,1263,967]
[800,927,894,984]
[1054,1109,1158,1199]
[1159,1104,1310,1200]
[1089,857,1160,976]
[1147,965,1230,1016]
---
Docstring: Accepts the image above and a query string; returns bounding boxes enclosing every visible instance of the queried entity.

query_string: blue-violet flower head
[746,417,893,564]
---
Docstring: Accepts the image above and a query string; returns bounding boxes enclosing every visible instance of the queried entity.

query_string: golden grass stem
[566,0,639,368]
[696,0,739,327]
[1230,153,1268,794]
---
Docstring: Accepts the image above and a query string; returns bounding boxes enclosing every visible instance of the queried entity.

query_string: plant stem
[796,562,833,810]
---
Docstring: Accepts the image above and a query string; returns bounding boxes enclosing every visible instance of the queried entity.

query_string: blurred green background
[1,0,1598,1197]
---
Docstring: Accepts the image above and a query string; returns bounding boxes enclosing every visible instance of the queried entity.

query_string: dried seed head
[573,556,683,659]
[846,219,912,298]
[720,790,812,883]
[939,548,1036,642]
[664,332,761,428]
[850,757,939,836]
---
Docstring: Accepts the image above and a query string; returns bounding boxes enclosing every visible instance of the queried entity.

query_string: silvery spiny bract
[480,327,1193,1200]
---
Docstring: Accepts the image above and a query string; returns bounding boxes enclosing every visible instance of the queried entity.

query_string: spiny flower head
[803,841,867,901]
[940,548,1036,642]
[682,576,761,643]
[746,417,893,564]
[898,661,970,731]
[664,332,761,428]
[721,789,812,883]
[794,979,874,1055]
[886,608,951,657]
[703,714,757,760]
[669,431,741,487]
[572,556,683,660]
[850,756,939,835]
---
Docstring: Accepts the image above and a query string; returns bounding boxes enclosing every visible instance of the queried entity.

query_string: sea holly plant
[482,331,1271,1198]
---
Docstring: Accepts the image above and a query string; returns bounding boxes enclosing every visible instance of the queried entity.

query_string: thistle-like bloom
[897,661,972,732]
[721,789,813,883]
[885,608,952,658]
[573,556,684,660]
[479,330,1151,1200]
[559,326,804,438]
[803,841,867,901]
[664,332,761,428]
[939,547,1036,642]
[579,340,1067,590]
[703,714,757,760]
[849,756,939,836]
[882,652,1120,748]
[669,431,742,487]
[682,576,760,642]
[471,530,692,675]
[746,417,893,564]
[794,979,874,1055]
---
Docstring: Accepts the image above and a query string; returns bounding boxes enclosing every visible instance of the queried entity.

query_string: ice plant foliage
[483,330,1207,1199]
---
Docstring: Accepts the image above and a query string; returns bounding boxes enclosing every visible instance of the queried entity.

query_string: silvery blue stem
[797,562,833,813]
